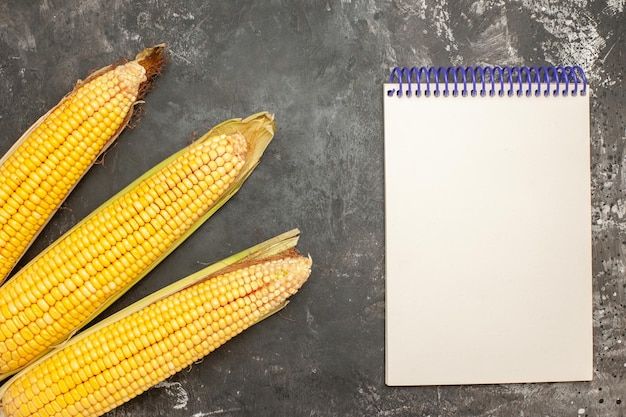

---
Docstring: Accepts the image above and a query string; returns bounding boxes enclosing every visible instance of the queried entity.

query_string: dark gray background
[0,1,624,416]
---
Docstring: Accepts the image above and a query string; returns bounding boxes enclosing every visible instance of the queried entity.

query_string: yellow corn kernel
[0,45,166,284]
[0,250,311,417]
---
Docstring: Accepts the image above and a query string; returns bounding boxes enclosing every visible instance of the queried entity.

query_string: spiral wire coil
[387,66,587,98]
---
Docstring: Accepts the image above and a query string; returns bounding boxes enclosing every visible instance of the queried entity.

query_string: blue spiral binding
[387,65,587,98]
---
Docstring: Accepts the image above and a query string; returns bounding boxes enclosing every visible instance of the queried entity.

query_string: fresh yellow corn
[0,45,166,284]
[0,112,275,378]
[0,229,311,417]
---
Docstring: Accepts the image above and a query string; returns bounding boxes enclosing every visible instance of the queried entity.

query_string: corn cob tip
[216,248,312,306]
[74,44,166,102]
[275,250,312,298]
[227,132,248,159]
[208,112,275,173]
[133,44,167,99]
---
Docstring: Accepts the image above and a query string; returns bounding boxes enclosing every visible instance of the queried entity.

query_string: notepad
[384,66,592,386]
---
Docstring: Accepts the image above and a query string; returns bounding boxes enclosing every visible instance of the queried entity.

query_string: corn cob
[0,45,166,284]
[0,112,275,378]
[0,229,311,417]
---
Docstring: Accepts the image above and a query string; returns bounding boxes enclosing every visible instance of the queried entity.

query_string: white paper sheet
[384,84,592,386]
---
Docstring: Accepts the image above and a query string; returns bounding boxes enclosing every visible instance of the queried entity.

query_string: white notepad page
[384,84,592,386]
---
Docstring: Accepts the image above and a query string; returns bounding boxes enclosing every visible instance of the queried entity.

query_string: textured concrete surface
[0,1,624,416]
